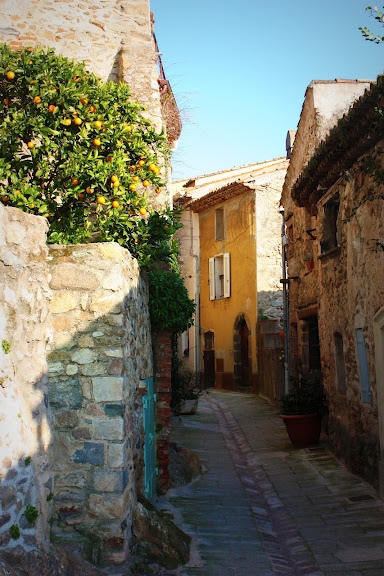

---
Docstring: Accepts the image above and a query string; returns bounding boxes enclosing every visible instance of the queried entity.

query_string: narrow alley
[164,390,384,576]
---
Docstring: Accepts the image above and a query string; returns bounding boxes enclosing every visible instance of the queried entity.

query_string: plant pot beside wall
[279,371,325,449]
[179,398,199,415]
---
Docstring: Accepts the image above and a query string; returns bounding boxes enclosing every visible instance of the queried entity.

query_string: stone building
[173,158,288,400]
[280,78,384,491]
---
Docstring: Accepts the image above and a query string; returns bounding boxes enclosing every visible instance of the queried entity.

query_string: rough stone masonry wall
[47,243,153,564]
[0,0,163,132]
[0,205,53,553]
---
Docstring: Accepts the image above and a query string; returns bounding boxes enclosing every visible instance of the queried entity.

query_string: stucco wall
[255,169,287,322]
[199,191,257,389]
[0,205,52,552]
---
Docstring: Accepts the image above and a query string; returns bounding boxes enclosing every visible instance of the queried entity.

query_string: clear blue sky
[151,0,384,181]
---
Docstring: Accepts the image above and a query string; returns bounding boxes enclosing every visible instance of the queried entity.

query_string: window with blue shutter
[356,329,371,404]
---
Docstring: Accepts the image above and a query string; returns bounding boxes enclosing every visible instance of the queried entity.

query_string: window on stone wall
[334,332,346,395]
[215,208,224,241]
[356,328,372,404]
[320,194,340,254]
[301,316,321,374]
[209,253,230,300]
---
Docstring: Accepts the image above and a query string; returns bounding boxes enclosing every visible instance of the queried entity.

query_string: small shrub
[9,524,20,540]
[1,340,11,354]
[279,370,326,415]
[24,504,38,524]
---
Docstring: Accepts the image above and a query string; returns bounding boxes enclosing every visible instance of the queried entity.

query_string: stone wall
[0,205,155,564]
[317,162,384,487]
[0,0,163,131]
[47,243,153,564]
[0,205,52,552]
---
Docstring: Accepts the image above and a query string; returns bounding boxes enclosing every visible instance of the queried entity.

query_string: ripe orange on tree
[93,120,102,129]
[33,96,41,104]
[132,176,139,182]
[48,104,56,113]
[72,178,79,185]
[78,192,85,199]
[27,141,34,149]
[139,207,147,216]
[62,118,71,126]
[6,71,15,80]
[112,200,120,208]
[74,117,82,125]
[86,187,93,194]
[93,138,101,146]
[138,159,145,166]
[111,175,118,183]
[129,184,136,191]
[142,180,149,187]
[89,105,96,113]
[97,196,106,204]
[79,98,88,105]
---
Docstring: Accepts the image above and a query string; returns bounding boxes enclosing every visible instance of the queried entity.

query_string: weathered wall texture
[281,78,384,489]
[255,169,287,322]
[47,243,152,564]
[281,80,370,214]
[317,163,384,486]
[0,205,52,552]
[0,0,162,131]
[0,205,154,564]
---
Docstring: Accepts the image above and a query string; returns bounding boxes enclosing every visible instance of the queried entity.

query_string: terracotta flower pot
[279,413,321,448]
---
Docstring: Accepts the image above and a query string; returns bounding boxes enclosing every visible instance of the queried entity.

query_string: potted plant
[172,368,203,415]
[279,370,326,448]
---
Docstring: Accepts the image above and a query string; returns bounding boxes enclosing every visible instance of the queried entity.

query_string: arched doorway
[233,314,251,390]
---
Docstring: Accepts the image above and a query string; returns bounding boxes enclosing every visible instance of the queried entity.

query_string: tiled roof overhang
[176,182,252,213]
[292,76,384,208]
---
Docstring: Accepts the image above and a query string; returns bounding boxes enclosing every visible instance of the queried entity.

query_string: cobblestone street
[166,390,384,576]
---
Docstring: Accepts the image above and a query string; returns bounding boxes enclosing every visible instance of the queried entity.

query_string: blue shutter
[142,377,157,499]
[356,329,371,404]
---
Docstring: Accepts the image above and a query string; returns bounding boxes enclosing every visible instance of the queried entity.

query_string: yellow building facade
[174,159,288,393]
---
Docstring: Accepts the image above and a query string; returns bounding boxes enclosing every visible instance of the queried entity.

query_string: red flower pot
[279,413,321,448]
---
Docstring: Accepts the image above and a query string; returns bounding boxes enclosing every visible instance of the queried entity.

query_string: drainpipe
[280,209,290,394]
[189,210,201,379]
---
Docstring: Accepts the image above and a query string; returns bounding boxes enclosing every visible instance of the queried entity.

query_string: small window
[215,208,224,240]
[356,328,371,403]
[320,195,340,253]
[204,331,214,350]
[334,332,346,394]
[209,253,230,300]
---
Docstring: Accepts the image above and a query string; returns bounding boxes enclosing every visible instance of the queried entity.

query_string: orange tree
[0,44,181,266]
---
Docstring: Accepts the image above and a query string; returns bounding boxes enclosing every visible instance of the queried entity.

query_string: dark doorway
[240,322,250,386]
[233,315,251,390]
[203,331,215,388]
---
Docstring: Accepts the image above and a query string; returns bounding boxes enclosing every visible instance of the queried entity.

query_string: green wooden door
[142,377,157,499]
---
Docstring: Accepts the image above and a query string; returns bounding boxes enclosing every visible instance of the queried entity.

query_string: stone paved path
[165,390,384,576]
